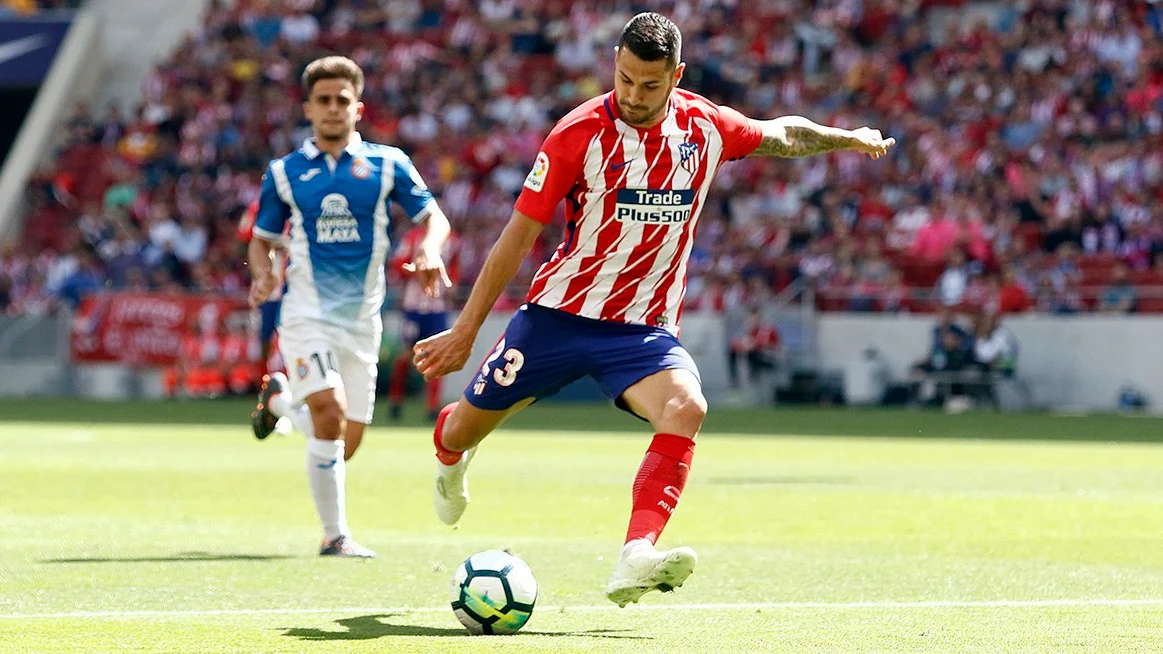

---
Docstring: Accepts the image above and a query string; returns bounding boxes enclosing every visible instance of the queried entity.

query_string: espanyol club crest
[678,142,700,174]
[296,357,310,380]
[351,158,371,179]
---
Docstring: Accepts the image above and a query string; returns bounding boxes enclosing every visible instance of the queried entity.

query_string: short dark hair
[616,12,681,68]
[301,56,365,98]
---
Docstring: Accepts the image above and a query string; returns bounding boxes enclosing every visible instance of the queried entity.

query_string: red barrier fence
[70,292,250,365]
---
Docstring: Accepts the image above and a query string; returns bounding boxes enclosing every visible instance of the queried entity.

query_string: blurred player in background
[236,198,282,371]
[248,56,452,558]
[387,225,458,422]
[163,319,223,398]
[414,13,894,605]
[221,319,262,397]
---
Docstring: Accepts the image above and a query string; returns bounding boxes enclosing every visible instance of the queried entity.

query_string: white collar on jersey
[301,131,365,159]
[656,106,686,137]
[614,97,685,137]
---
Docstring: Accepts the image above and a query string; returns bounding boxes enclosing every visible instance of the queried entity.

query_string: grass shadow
[42,552,293,564]
[283,614,649,641]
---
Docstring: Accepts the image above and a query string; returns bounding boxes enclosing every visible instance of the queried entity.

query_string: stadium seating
[2,0,1162,317]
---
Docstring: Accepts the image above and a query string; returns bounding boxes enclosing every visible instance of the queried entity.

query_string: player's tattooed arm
[754,125,852,157]
[750,116,895,159]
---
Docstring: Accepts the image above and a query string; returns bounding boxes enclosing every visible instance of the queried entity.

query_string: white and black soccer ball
[449,549,537,635]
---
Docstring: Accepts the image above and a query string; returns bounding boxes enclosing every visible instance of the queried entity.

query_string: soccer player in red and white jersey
[387,225,459,421]
[414,12,895,607]
[237,199,283,369]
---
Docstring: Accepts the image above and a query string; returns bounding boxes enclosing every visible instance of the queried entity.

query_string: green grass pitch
[2,400,1163,653]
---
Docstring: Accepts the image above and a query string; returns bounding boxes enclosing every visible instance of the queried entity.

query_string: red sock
[624,433,695,545]
[426,378,442,413]
[389,356,410,405]
[433,402,463,465]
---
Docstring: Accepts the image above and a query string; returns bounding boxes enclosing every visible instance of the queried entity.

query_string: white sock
[306,438,348,541]
[290,404,315,439]
[269,389,293,419]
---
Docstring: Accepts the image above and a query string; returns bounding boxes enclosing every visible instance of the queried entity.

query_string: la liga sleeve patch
[524,151,550,192]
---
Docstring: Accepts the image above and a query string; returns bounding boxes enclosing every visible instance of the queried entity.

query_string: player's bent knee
[308,399,346,440]
[660,393,708,436]
[442,397,534,452]
[442,404,490,451]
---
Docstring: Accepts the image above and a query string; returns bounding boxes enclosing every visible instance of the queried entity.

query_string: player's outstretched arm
[413,211,544,380]
[748,115,896,159]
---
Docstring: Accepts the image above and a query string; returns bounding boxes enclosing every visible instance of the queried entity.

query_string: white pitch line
[4,598,1163,621]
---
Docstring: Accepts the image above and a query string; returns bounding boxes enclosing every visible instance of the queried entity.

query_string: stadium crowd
[2,0,1163,319]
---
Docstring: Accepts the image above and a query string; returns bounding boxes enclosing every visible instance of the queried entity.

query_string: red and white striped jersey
[516,89,762,331]
[390,226,459,313]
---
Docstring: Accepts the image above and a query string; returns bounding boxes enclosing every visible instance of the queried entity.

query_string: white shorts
[278,319,381,424]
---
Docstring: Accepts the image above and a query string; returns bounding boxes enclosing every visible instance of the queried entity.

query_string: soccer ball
[449,549,537,635]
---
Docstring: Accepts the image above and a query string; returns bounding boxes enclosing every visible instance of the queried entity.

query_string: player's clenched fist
[413,327,474,381]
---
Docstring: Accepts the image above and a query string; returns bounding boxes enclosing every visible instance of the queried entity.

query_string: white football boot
[605,538,698,607]
[434,447,476,526]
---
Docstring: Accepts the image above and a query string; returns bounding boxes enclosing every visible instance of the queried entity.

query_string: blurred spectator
[936,248,971,307]
[857,236,891,283]
[1118,222,1156,271]
[997,266,1033,314]
[970,310,1019,408]
[1098,262,1138,314]
[972,312,1017,377]
[962,272,1000,315]
[727,307,780,390]
[798,240,834,284]
[847,267,881,312]
[909,324,975,407]
[1035,276,1082,315]
[928,307,972,355]
[879,269,913,314]
[1042,210,1083,254]
[173,213,208,265]
[888,192,929,252]
[56,249,103,308]
[1081,203,1122,255]
[910,202,960,262]
[1046,243,1082,292]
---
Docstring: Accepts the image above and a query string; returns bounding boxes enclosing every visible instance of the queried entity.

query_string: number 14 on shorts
[297,350,337,380]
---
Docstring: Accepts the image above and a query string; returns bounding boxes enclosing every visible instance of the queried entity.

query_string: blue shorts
[258,299,281,346]
[464,304,700,415]
[401,310,448,346]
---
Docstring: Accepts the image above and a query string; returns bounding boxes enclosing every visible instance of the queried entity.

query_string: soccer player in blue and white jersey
[247,56,452,558]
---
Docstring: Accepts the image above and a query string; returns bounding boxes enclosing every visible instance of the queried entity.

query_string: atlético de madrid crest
[678,142,699,174]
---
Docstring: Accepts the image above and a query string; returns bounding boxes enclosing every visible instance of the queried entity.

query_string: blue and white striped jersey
[253,133,434,334]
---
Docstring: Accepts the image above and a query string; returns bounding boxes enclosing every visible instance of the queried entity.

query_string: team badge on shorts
[351,158,371,179]
[678,142,700,174]
[296,357,310,380]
